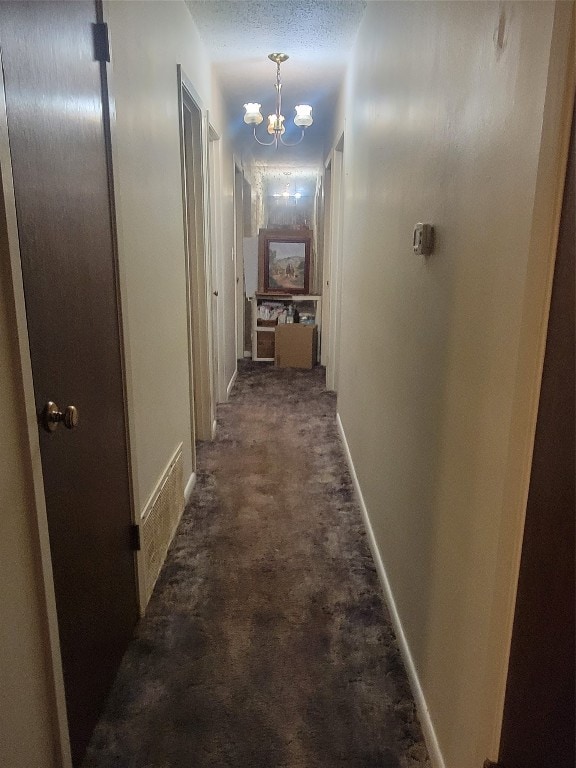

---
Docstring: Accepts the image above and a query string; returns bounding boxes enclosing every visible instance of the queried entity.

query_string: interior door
[0,2,138,764]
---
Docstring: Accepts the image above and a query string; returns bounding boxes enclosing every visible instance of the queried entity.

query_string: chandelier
[243,53,313,148]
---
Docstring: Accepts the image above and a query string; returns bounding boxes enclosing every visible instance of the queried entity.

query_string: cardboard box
[275,324,318,369]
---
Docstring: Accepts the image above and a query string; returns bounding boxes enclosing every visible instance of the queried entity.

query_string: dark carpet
[83,361,431,768]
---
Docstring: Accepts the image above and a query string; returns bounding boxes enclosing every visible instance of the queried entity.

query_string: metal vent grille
[141,449,184,607]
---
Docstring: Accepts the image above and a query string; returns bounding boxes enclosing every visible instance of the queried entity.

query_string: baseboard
[243,350,252,358]
[226,368,238,399]
[211,418,217,439]
[336,412,446,768]
[184,471,196,504]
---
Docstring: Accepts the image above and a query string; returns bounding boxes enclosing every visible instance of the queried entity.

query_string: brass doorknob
[42,401,79,433]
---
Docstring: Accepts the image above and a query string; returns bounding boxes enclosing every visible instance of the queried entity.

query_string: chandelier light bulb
[267,114,285,135]
[294,104,313,127]
[243,103,263,125]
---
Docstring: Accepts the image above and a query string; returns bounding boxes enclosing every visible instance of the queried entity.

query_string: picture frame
[258,227,312,295]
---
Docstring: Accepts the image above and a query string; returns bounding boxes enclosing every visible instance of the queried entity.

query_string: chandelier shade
[243,54,313,148]
[294,104,313,127]
[243,103,263,125]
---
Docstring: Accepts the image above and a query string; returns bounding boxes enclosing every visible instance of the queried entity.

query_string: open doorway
[207,121,225,406]
[234,163,246,360]
[321,159,332,367]
[325,134,345,392]
[178,67,213,442]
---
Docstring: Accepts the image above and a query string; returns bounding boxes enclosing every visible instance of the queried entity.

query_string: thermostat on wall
[413,223,434,256]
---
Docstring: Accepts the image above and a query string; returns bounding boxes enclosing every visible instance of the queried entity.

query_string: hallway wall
[335,2,574,767]
[103,1,237,517]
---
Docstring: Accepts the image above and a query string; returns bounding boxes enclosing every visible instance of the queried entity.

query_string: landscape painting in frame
[267,241,306,292]
[258,227,312,295]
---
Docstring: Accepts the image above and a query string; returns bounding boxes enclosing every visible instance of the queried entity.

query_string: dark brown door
[498,105,575,768]
[0,2,138,764]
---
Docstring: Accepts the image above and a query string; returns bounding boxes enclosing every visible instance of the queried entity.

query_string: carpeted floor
[83,361,431,768]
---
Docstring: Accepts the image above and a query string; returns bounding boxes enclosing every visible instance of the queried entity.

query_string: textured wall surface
[336,2,572,766]
[104,0,236,514]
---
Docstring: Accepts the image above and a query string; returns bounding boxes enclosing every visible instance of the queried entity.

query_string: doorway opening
[207,121,224,407]
[233,163,247,360]
[178,67,213,443]
[326,133,345,392]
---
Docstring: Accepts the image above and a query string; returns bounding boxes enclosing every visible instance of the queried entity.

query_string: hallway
[83,363,430,768]
[1,3,573,767]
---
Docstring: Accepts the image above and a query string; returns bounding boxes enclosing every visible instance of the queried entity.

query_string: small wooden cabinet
[251,294,322,362]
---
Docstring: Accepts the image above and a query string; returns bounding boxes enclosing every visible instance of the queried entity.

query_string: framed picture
[258,228,312,295]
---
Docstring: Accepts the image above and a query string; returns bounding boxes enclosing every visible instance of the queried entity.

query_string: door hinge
[130,524,141,551]
[92,22,110,63]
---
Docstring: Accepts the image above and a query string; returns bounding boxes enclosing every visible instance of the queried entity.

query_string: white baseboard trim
[212,418,217,439]
[184,471,196,504]
[336,412,445,768]
[226,368,238,399]
[243,350,252,358]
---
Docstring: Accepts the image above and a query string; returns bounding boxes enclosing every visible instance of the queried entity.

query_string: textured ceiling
[186,1,367,62]
[186,1,366,193]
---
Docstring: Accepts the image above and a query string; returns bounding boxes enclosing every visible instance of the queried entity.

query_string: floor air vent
[140,447,184,609]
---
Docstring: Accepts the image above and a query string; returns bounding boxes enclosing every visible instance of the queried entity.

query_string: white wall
[104,0,237,516]
[336,3,573,767]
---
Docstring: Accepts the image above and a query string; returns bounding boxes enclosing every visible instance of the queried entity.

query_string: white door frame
[207,118,227,407]
[321,158,332,367]
[326,134,345,392]
[233,161,245,360]
[177,65,214,442]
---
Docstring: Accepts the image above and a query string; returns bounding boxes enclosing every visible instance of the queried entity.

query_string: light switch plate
[413,223,434,256]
